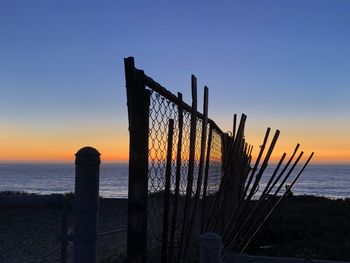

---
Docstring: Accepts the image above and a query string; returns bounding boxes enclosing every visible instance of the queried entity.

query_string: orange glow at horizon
[0,143,129,163]
[0,125,130,163]
[2,129,350,164]
[2,118,350,165]
[245,129,350,165]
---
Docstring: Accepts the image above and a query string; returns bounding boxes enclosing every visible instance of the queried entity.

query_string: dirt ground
[0,197,128,263]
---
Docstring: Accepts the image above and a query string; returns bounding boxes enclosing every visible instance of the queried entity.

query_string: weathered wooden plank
[125,57,150,263]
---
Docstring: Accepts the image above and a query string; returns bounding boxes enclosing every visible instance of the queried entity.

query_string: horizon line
[1,159,350,166]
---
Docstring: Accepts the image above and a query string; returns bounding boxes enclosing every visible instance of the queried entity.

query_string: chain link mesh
[147,87,223,261]
[207,129,223,195]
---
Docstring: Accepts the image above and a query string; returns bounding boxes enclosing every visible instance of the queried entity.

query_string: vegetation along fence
[125,57,314,263]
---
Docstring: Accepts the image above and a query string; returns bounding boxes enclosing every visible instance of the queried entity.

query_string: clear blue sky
[1,0,350,162]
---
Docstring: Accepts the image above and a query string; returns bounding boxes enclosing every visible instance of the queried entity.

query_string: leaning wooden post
[168,93,184,261]
[74,146,101,263]
[161,119,175,263]
[200,126,213,233]
[125,57,150,263]
[183,85,209,262]
[232,114,237,142]
[179,74,198,260]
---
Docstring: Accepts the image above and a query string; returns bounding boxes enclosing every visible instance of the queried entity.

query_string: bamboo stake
[179,75,197,260]
[238,152,314,253]
[207,114,247,232]
[267,144,300,194]
[222,128,270,240]
[225,152,286,250]
[229,150,304,253]
[223,130,280,244]
[161,119,175,263]
[168,93,184,262]
[200,127,213,233]
[229,144,300,253]
[232,114,237,142]
[182,86,209,262]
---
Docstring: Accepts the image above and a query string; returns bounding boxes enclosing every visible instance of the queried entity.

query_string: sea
[0,163,349,199]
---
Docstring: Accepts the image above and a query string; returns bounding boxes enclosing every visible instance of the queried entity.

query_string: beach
[0,195,128,263]
[1,194,350,262]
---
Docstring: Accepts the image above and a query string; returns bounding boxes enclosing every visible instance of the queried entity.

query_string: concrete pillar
[199,232,222,263]
[74,147,100,263]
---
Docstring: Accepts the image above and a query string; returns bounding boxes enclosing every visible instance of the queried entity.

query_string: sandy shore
[2,195,350,262]
[0,195,127,263]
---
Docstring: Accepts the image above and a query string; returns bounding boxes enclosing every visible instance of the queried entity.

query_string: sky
[1,0,350,164]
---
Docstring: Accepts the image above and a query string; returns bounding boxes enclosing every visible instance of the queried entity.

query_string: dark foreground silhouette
[1,192,349,261]
[248,195,350,261]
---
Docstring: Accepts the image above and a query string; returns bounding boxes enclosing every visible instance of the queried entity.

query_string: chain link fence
[125,57,290,263]
[145,77,224,261]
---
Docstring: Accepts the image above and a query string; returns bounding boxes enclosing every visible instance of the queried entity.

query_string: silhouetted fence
[125,57,249,262]
[125,57,313,263]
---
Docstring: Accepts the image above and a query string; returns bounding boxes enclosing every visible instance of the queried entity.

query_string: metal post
[74,146,100,263]
[199,233,221,263]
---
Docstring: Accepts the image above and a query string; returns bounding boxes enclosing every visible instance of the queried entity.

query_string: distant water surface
[0,163,128,198]
[259,164,350,199]
[0,163,349,199]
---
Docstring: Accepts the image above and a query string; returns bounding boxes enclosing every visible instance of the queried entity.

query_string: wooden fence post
[179,75,198,261]
[161,119,175,263]
[168,93,184,261]
[183,86,209,262]
[125,57,150,263]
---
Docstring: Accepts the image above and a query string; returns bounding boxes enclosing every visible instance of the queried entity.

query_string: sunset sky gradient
[1,0,350,164]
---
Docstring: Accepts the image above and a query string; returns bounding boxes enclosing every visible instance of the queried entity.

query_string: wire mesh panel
[126,57,313,262]
[207,129,223,195]
[125,57,228,262]
[192,117,203,197]
[179,111,192,196]
[148,90,180,258]
[146,88,224,261]
[148,91,179,193]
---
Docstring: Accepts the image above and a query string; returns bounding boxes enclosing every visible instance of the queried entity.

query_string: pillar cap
[75,147,101,165]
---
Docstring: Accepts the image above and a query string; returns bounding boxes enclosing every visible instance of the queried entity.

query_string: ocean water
[257,164,350,199]
[0,163,349,199]
[0,163,128,198]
